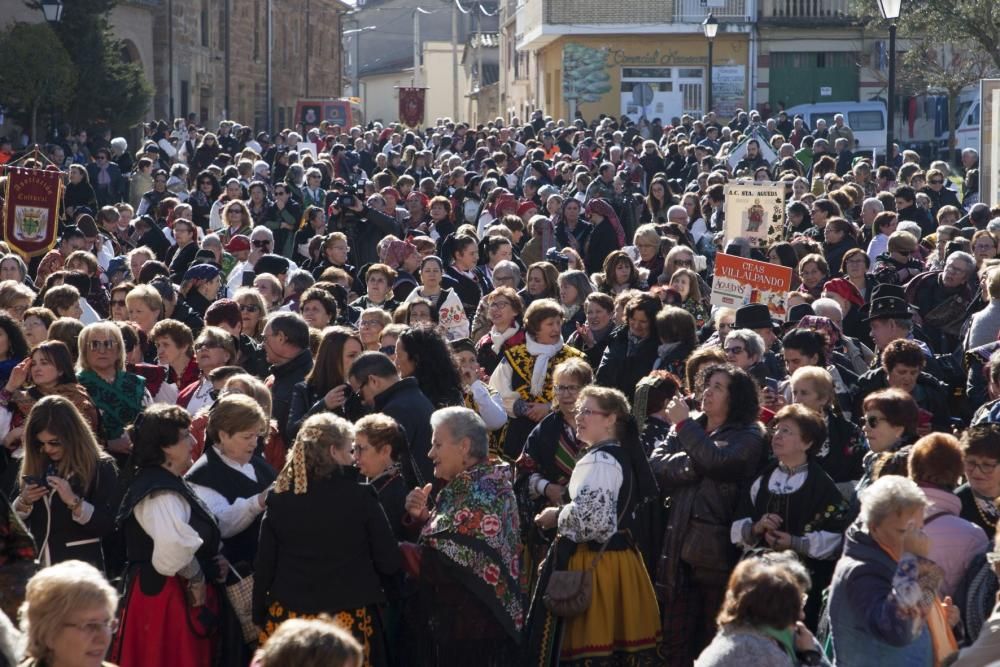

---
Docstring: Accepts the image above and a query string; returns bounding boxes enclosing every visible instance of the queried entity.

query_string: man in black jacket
[263,312,313,443]
[349,352,436,487]
[332,197,402,269]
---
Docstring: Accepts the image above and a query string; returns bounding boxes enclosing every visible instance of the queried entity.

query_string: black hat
[863,283,912,322]
[786,303,815,327]
[734,303,779,331]
[254,254,290,277]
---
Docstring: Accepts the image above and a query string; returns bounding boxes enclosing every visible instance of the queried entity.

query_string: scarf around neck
[489,324,519,354]
[525,333,563,395]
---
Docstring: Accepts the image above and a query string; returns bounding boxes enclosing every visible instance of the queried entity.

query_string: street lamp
[877,0,901,165]
[40,0,64,23]
[702,13,718,115]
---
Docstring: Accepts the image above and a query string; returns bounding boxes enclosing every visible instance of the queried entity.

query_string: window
[848,110,884,131]
[200,0,209,47]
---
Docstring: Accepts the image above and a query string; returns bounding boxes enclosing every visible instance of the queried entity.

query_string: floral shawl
[420,461,525,640]
[78,369,145,441]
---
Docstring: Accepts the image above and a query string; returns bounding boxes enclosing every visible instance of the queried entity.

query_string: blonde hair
[790,365,835,407]
[21,560,118,661]
[125,284,163,316]
[77,322,126,373]
[233,287,269,338]
[222,373,274,420]
[274,413,354,494]
[256,616,362,667]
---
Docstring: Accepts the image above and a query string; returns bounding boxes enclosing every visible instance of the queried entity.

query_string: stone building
[150,0,349,130]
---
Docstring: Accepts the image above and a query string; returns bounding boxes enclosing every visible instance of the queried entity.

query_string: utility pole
[224,0,231,118]
[452,1,459,120]
[305,0,311,97]
[266,0,273,132]
[413,9,421,86]
[475,10,483,119]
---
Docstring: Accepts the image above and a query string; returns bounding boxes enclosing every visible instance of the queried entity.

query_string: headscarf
[382,239,419,270]
[797,315,841,354]
[491,193,518,218]
[182,263,221,282]
[585,198,626,247]
[530,215,555,259]
[823,278,864,307]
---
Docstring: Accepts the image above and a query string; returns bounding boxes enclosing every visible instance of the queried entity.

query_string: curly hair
[397,325,463,408]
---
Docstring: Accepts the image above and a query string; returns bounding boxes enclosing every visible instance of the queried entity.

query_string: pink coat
[921,485,989,597]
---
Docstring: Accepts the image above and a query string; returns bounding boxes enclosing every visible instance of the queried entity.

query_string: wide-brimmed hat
[863,283,913,322]
[734,303,780,330]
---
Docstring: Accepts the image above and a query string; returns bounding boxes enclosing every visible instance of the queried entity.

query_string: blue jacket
[828,522,932,667]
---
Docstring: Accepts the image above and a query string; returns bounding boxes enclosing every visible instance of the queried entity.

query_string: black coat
[852,367,951,431]
[17,457,118,572]
[584,218,622,275]
[374,377,436,487]
[253,468,401,623]
[270,349,314,443]
[595,326,659,401]
[287,380,368,443]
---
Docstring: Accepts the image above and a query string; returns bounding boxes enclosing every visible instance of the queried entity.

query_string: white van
[783,101,888,155]
[936,88,980,155]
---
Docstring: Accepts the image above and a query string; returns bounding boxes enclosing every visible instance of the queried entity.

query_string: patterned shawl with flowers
[420,460,524,641]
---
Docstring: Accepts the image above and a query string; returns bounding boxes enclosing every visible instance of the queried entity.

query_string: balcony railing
[674,0,751,23]
[759,0,855,23]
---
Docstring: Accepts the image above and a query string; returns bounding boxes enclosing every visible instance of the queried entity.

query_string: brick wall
[546,0,676,24]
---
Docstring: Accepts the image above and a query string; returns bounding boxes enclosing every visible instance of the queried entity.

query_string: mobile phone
[22,475,49,489]
[241,270,256,287]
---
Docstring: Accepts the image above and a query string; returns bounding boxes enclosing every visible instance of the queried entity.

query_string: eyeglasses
[359,319,383,328]
[88,339,119,352]
[239,304,260,313]
[673,259,693,268]
[64,618,119,636]
[380,344,396,355]
[929,179,944,185]
[862,414,885,428]
[111,299,127,308]
[554,385,581,394]
[350,443,372,455]
[252,240,271,248]
[195,341,222,352]
[965,459,999,475]
[724,346,745,355]
[576,407,610,418]
[489,300,512,310]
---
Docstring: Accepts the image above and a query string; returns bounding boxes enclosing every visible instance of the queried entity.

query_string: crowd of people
[0,107,998,667]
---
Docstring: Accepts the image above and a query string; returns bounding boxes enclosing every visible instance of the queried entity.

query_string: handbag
[543,476,632,618]
[921,293,967,337]
[225,565,257,644]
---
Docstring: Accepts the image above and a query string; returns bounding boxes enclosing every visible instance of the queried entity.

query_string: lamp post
[877,0,901,165]
[702,13,718,115]
[40,0,64,23]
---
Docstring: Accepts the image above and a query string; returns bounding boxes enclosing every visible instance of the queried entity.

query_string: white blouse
[134,490,204,577]
[729,467,844,560]
[558,448,623,544]
[188,448,266,539]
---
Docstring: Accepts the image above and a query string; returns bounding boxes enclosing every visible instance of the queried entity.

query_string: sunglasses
[724,346,745,355]
[379,345,396,355]
[239,304,260,313]
[862,414,884,428]
[88,339,119,351]
[111,299,126,308]
[252,240,271,248]
[929,180,944,185]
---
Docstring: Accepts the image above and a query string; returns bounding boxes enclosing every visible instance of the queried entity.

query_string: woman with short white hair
[20,559,119,667]
[828,475,944,666]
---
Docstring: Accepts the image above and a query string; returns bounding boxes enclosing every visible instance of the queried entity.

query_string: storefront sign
[712,65,746,119]
[2,166,61,258]
[982,79,1000,209]
[711,254,794,321]
[723,182,785,249]
[607,48,707,67]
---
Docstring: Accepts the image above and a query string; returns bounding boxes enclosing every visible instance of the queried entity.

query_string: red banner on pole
[398,88,426,128]
[3,166,62,258]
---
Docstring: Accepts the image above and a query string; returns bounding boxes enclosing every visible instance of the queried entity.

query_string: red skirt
[111,574,218,667]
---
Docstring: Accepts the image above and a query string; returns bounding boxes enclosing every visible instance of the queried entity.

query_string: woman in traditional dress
[403,254,470,341]
[402,407,524,665]
[475,286,526,375]
[111,404,228,667]
[527,385,661,666]
[489,298,584,462]
[730,404,852,628]
[253,412,400,666]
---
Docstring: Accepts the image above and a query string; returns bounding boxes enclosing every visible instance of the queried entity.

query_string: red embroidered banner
[398,88,426,128]
[2,166,62,258]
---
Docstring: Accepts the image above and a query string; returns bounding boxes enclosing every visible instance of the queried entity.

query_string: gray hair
[945,251,976,275]
[666,204,688,222]
[286,269,315,295]
[896,220,923,240]
[430,407,489,461]
[859,475,927,529]
[987,218,1000,235]
[862,197,885,214]
[725,329,765,359]
[201,233,222,249]
[811,297,843,322]
[492,259,522,284]
[250,225,275,243]
[557,270,594,307]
